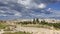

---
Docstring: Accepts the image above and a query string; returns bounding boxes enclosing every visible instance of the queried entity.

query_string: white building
[6,19,60,24]
[39,19,60,23]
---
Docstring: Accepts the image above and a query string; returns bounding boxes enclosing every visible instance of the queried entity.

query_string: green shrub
[3,31,31,34]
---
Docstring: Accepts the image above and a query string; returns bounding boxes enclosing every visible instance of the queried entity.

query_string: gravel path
[0,29,4,34]
[15,26,60,34]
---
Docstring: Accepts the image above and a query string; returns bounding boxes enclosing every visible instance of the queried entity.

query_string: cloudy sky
[0,0,60,20]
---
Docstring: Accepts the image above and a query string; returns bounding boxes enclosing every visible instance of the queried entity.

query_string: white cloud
[0,0,18,3]
[18,0,47,9]
[47,9,60,18]
[46,8,53,12]
[47,8,51,11]
[14,13,22,16]
[2,15,7,16]
[18,0,32,8]
[0,0,60,19]
[17,0,37,9]
[57,0,60,1]
[38,3,46,9]
[0,14,7,16]
[0,10,5,13]
[0,6,22,17]
[18,0,31,6]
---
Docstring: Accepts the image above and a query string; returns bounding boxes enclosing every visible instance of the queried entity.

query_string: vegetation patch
[18,18,60,30]
[0,23,7,29]
[3,31,32,34]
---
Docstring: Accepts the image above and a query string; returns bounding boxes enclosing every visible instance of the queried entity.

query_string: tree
[36,18,39,23]
[41,20,46,24]
[33,18,36,24]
